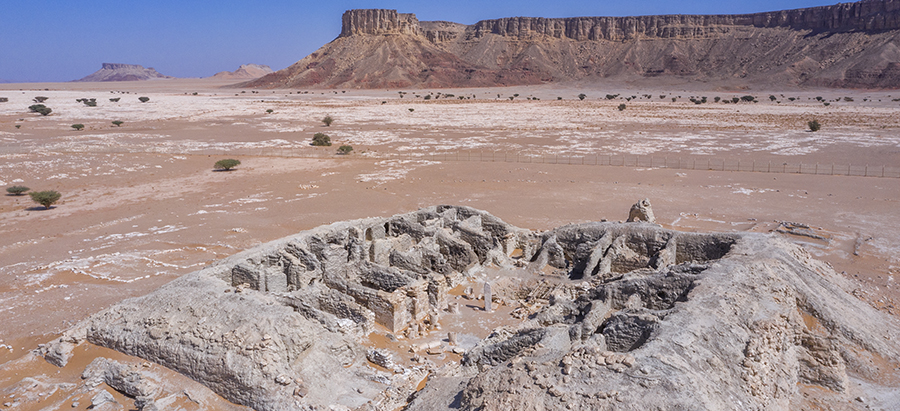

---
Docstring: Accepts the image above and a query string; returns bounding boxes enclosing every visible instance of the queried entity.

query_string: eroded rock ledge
[41,205,900,410]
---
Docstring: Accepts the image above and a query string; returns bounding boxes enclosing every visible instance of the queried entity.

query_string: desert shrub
[815,96,824,101]
[823,102,830,106]
[311,132,331,146]
[33,96,49,103]
[671,97,677,102]
[659,95,666,99]
[605,94,619,100]
[266,109,274,113]
[731,97,740,103]
[843,97,854,102]
[109,98,120,102]
[424,95,432,100]
[6,186,29,195]
[740,95,755,102]
[788,97,796,101]
[769,95,777,101]
[71,124,85,131]
[15,125,20,129]
[578,93,586,100]
[713,97,721,103]
[322,116,334,126]
[29,104,52,116]
[29,190,61,209]
[617,104,626,111]
[808,120,821,132]
[0,97,8,102]
[337,145,353,155]
[513,94,519,97]
[112,120,123,127]
[138,96,150,103]
[214,159,241,171]
[557,97,562,100]
[408,108,414,112]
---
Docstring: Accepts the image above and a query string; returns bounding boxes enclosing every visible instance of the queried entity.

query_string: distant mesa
[211,64,274,80]
[242,0,900,89]
[75,63,174,82]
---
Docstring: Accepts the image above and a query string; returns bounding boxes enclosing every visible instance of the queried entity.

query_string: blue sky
[0,0,840,82]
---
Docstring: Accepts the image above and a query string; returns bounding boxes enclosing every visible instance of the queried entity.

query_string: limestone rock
[44,205,900,411]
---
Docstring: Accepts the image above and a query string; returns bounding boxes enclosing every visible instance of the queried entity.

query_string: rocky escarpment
[39,205,900,411]
[75,63,174,82]
[243,0,900,89]
[211,64,274,79]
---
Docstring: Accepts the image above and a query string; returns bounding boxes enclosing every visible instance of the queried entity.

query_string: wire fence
[6,145,899,178]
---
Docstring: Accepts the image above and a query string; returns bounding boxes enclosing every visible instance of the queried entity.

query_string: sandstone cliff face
[470,0,900,41]
[243,1,900,89]
[340,9,421,37]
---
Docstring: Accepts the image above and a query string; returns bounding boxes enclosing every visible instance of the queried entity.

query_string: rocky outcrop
[243,0,900,89]
[75,63,174,82]
[340,9,421,37]
[211,64,274,79]
[471,0,900,41]
[41,205,900,411]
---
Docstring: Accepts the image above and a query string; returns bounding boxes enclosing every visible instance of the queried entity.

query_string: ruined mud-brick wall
[217,206,532,333]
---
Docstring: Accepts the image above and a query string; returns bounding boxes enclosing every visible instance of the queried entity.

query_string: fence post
[799,163,802,174]
[865,165,868,177]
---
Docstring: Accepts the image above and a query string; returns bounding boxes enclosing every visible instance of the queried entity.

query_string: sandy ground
[0,79,898,408]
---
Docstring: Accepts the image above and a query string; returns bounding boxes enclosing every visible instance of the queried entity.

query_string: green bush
[672,97,677,102]
[337,145,353,155]
[311,132,331,146]
[110,98,120,102]
[808,120,821,132]
[214,159,241,171]
[740,95,755,102]
[266,109,274,113]
[322,115,334,126]
[71,124,85,131]
[28,104,52,116]
[29,190,61,209]
[731,97,740,104]
[605,94,619,100]
[33,96,49,103]
[6,186,29,195]
[138,96,150,103]
[112,120,124,127]
[769,95,777,101]
[617,104,626,111]
[408,108,414,112]
[578,93,586,100]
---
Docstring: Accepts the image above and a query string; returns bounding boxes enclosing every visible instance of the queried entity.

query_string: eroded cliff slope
[244,0,900,89]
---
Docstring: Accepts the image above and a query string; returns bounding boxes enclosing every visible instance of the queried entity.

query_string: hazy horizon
[1,0,841,82]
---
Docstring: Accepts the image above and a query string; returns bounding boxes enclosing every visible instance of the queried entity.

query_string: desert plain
[1,78,899,409]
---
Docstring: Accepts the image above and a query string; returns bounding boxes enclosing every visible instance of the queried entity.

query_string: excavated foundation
[39,205,900,411]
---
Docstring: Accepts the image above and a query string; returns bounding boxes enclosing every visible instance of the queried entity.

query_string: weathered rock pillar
[448,332,458,346]
[484,282,492,313]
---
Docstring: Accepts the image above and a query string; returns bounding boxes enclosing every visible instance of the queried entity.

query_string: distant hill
[243,0,900,89]
[211,64,273,80]
[75,63,174,82]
